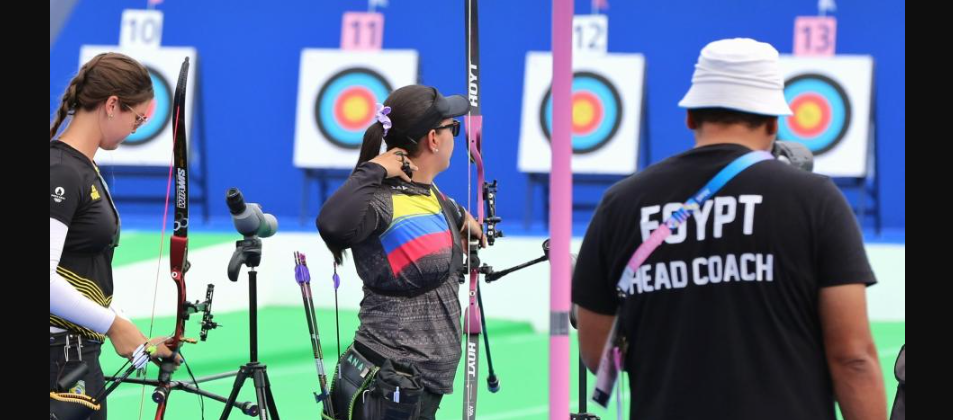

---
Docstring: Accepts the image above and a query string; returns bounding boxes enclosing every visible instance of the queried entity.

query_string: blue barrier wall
[50,0,905,231]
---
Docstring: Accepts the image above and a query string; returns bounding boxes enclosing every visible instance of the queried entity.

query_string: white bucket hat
[678,38,793,116]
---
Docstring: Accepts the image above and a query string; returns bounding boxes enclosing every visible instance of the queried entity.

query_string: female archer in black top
[318,85,485,419]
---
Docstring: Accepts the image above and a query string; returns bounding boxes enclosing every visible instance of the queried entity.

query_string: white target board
[518,51,644,175]
[293,49,419,169]
[779,55,874,178]
[78,46,197,167]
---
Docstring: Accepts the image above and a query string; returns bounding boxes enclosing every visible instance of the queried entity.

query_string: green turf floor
[97,232,904,419]
[97,308,904,420]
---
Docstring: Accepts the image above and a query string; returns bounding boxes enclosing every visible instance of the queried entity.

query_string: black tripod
[221,237,280,420]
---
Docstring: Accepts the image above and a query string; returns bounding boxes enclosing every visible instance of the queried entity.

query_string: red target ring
[571,91,603,136]
[787,93,832,139]
[333,86,376,131]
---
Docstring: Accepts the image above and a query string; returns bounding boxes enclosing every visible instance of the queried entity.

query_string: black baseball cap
[393,87,470,144]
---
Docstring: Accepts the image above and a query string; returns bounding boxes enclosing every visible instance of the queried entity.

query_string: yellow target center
[342,96,370,123]
[795,102,823,129]
[573,100,595,125]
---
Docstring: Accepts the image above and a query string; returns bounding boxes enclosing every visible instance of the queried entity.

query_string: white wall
[112,233,905,331]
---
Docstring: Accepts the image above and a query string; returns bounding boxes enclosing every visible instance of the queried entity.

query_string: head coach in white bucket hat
[572,38,886,420]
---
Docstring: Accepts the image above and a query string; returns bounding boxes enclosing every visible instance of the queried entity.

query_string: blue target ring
[779,73,851,155]
[315,68,393,149]
[123,67,171,146]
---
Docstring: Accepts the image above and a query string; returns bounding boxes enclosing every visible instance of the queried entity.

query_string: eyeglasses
[122,103,149,129]
[433,120,461,137]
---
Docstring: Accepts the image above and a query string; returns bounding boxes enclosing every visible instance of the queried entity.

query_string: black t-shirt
[50,140,120,341]
[572,144,875,420]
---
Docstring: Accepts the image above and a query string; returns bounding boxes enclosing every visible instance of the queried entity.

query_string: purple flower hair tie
[375,103,392,137]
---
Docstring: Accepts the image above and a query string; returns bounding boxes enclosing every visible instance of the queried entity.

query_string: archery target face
[79,46,198,166]
[315,68,392,149]
[539,71,622,154]
[779,56,874,178]
[294,50,418,169]
[519,52,644,175]
[779,73,850,155]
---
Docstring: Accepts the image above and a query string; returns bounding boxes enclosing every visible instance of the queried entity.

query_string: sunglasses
[433,120,461,137]
[122,103,149,129]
